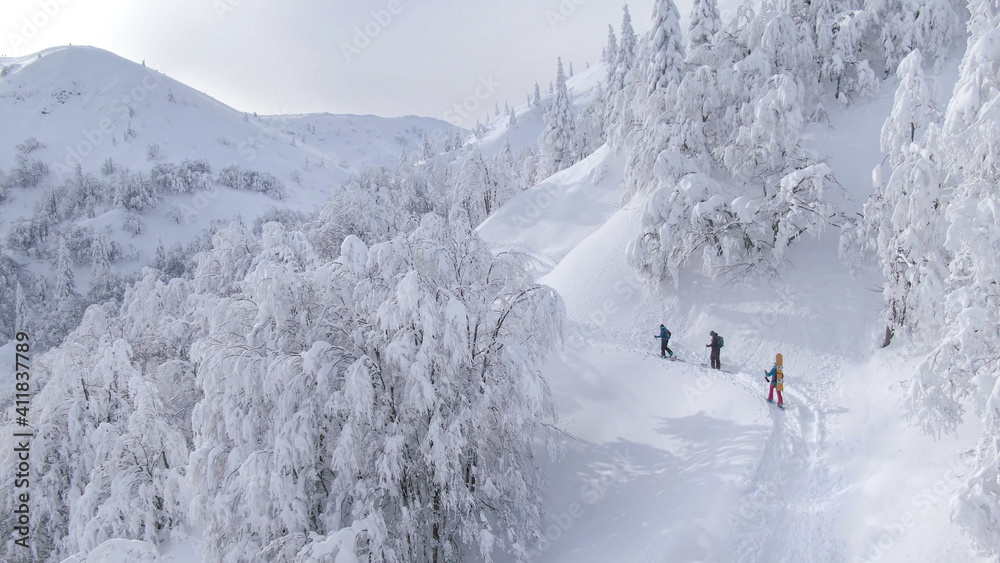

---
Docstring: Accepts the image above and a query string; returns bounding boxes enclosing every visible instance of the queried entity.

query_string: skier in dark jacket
[706,331,722,370]
[654,325,674,358]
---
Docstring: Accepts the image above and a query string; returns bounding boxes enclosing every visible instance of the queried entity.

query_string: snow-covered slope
[2,21,994,560]
[0,46,453,182]
[0,45,462,395]
[0,46,455,255]
[479,49,988,562]
[477,62,605,158]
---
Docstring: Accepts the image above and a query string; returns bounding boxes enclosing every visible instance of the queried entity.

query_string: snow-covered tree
[612,4,638,94]
[312,168,415,257]
[629,151,838,286]
[725,73,808,182]
[647,0,684,94]
[0,253,24,339]
[318,212,564,562]
[604,24,618,71]
[112,169,156,214]
[454,148,517,225]
[577,84,608,156]
[217,166,285,198]
[859,49,945,344]
[14,280,29,336]
[538,58,578,177]
[881,49,937,168]
[516,144,542,189]
[183,212,564,562]
[6,138,50,190]
[879,0,962,75]
[900,8,1000,554]
[87,232,123,305]
[605,3,639,145]
[820,9,880,104]
[687,0,721,64]
[671,64,724,168]
[54,237,76,303]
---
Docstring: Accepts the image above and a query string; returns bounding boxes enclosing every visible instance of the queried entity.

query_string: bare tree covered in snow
[7,199,564,562]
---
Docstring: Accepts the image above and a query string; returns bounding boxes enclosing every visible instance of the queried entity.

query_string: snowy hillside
[481,80,987,560]
[0,45,458,349]
[0,46,454,183]
[0,46,455,261]
[4,1,1000,562]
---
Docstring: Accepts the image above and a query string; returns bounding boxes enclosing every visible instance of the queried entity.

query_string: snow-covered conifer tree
[577,84,608,156]
[87,232,122,305]
[54,237,76,303]
[604,24,618,70]
[686,0,721,64]
[14,280,29,335]
[420,134,438,163]
[647,0,684,94]
[613,4,637,93]
[605,3,646,151]
[538,58,578,177]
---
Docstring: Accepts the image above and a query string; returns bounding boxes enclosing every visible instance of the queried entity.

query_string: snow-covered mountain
[0,45,455,264]
[3,1,1000,562]
[0,45,460,350]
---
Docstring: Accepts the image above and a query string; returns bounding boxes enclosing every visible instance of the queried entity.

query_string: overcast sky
[0,0,727,126]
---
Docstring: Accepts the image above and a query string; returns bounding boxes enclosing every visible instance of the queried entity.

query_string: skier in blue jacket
[654,325,674,358]
[764,363,783,407]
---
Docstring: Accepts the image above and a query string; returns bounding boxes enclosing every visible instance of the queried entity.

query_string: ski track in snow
[725,359,848,562]
[625,339,851,562]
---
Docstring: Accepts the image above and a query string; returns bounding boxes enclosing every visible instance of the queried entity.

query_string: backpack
[665,329,671,339]
[717,334,724,348]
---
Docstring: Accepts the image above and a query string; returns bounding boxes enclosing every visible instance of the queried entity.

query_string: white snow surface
[477,55,988,563]
[4,42,990,563]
